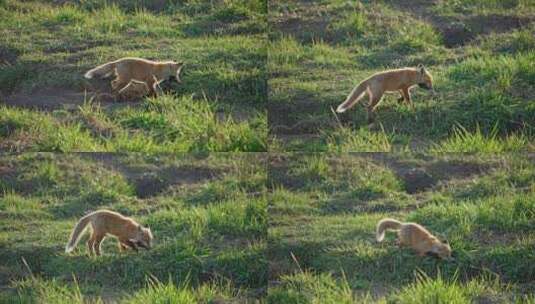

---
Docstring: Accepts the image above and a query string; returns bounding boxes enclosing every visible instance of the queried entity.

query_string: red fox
[376,218,452,260]
[336,65,434,123]
[84,57,184,97]
[65,210,153,256]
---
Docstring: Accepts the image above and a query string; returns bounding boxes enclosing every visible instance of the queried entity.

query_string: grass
[268,153,535,303]
[0,153,267,302]
[268,0,535,152]
[2,153,534,302]
[0,0,267,152]
[2,0,534,302]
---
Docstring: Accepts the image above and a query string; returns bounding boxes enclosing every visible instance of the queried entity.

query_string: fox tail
[336,81,368,113]
[376,218,403,242]
[84,61,116,79]
[65,213,93,253]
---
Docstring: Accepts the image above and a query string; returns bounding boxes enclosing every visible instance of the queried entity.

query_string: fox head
[162,61,184,84]
[417,64,433,90]
[430,240,452,260]
[131,226,153,250]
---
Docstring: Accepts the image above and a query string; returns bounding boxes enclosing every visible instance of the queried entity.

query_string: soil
[367,154,494,194]
[81,153,221,198]
[385,0,534,47]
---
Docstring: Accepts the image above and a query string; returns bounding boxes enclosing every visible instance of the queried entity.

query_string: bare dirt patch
[1,78,152,112]
[2,84,122,111]
[81,153,222,198]
[367,154,494,194]
[439,14,534,47]
[269,0,348,43]
[398,168,435,194]
[133,165,220,198]
[384,0,535,47]
[4,88,95,111]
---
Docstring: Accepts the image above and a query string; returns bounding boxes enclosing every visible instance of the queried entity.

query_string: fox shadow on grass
[271,233,484,288]
[40,237,208,289]
[268,235,456,286]
[332,87,534,141]
[269,219,527,287]
[54,237,266,291]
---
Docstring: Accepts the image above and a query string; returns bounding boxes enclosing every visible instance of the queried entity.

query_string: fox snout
[136,240,151,250]
[418,83,432,90]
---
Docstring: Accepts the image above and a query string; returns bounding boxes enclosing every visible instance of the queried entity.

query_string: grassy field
[0,153,267,303]
[2,0,535,303]
[268,153,535,303]
[0,0,267,152]
[268,0,535,152]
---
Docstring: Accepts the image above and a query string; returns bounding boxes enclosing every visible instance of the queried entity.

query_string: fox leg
[149,76,164,96]
[87,236,96,256]
[118,79,150,97]
[118,242,129,252]
[401,87,412,106]
[117,80,136,95]
[111,77,127,91]
[397,90,405,104]
[395,233,402,247]
[367,94,383,124]
[93,234,105,256]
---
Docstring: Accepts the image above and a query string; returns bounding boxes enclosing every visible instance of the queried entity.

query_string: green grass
[0,153,267,302]
[0,0,267,152]
[269,0,535,152]
[2,153,534,302]
[269,153,535,302]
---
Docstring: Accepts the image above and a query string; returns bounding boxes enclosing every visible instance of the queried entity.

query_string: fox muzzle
[418,83,432,90]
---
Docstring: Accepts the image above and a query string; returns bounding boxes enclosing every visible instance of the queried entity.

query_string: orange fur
[376,218,451,260]
[84,57,184,98]
[65,210,153,256]
[336,65,434,123]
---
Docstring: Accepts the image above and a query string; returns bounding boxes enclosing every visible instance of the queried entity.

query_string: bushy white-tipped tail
[84,61,116,79]
[65,244,75,253]
[84,70,94,79]
[176,63,184,83]
[65,214,92,253]
[376,218,402,242]
[336,104,347,113]
[336,82,367,113]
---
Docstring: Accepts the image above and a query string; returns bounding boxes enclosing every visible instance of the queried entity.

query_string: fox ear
[418,64,426,73]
